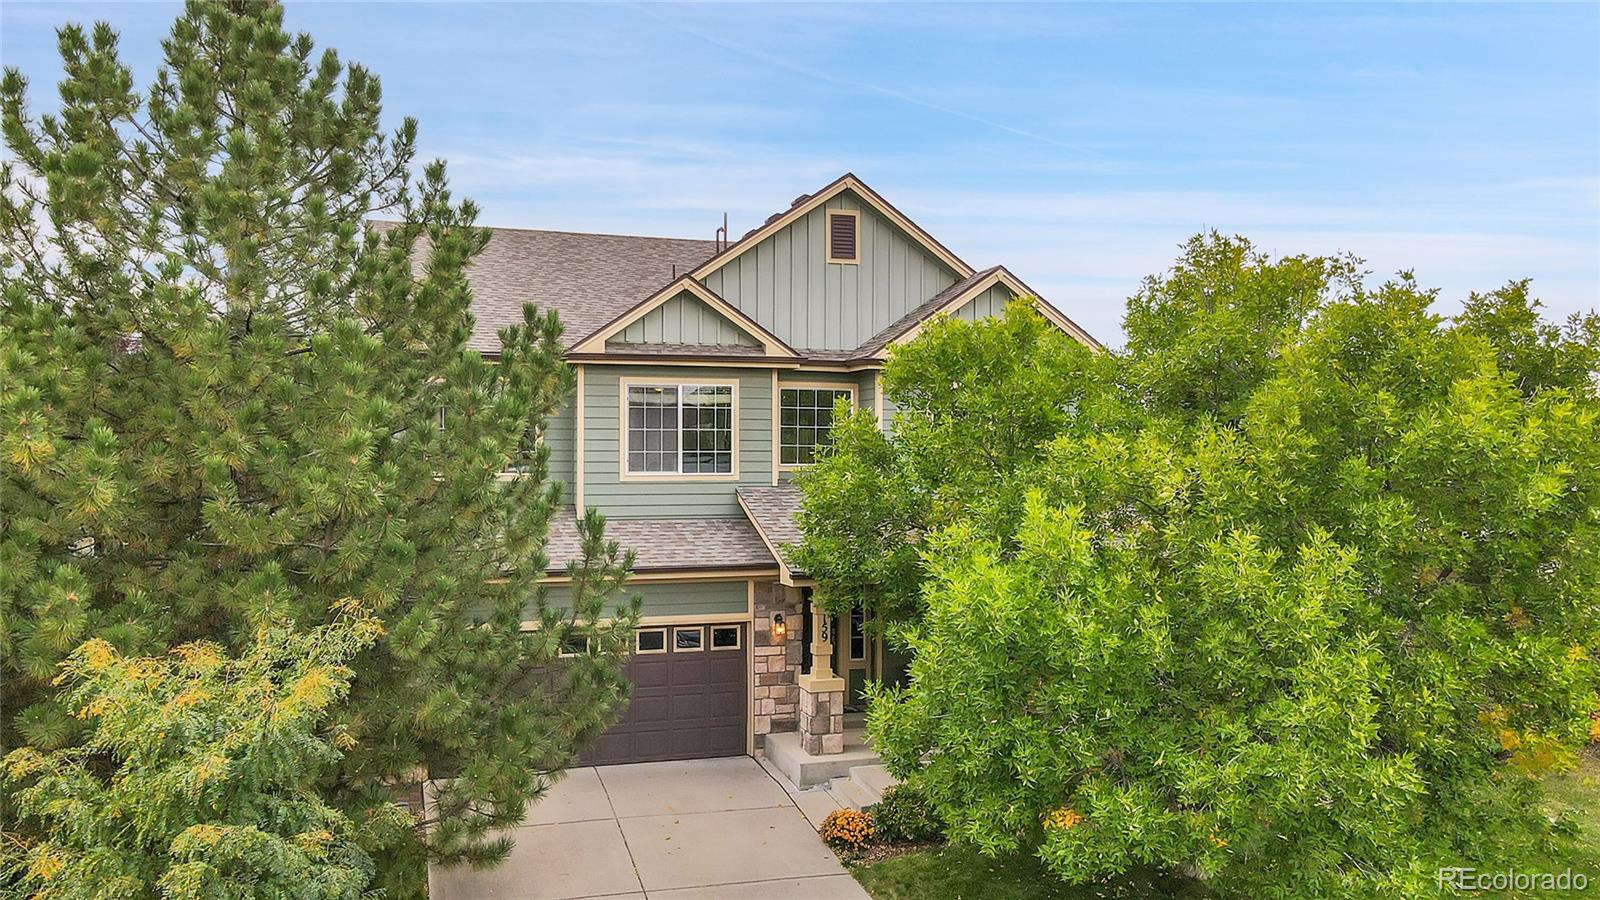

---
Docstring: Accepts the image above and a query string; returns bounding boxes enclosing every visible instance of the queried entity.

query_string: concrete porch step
[826,764,901,811]
[849,764,897,798]
[827,775,880,812]
[764,728,879,789]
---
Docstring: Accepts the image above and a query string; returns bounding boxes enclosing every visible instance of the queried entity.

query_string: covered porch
[738,485,907,808]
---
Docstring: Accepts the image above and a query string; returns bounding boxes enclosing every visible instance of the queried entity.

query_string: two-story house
[455,174,1098,769]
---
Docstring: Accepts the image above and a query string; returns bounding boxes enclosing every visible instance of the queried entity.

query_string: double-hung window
[625,382,735,475]
[779,386,853,465]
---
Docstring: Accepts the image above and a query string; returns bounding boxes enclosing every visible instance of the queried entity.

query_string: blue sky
[4,2,1597,344]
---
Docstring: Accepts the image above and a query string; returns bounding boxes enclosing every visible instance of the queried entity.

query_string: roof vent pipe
[714,212,728,252]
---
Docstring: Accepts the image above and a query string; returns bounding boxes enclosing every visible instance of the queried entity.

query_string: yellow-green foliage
[2,621,388,897]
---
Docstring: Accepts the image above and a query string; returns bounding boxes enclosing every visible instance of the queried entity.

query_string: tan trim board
[824,208,861,265]
[690,174,975,283]
[770,370,780,486]
[572,277,800,357]
[520,610,754,631]
[647,612,752,626]
[746,579,757,755]
[561,356,888,372]
[567,355,803,369]
[874,370,885,426]
[616,375,741,483]
[540,567,782,584]
[574,364,586,511]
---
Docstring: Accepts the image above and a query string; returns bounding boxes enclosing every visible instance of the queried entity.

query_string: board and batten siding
[536,580,748,621]
[582,364,773,517]
[609,291,757,348]
[951,283,1020,321]
[701,190,960,351]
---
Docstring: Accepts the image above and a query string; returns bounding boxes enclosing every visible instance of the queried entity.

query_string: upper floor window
[625,382,735,476]
[780,386,853,465]
[827,210,859,264]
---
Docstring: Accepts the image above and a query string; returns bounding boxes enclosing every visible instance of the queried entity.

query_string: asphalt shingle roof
[735,485,805,576]
[544,510,777,573]
[376,221,716,353]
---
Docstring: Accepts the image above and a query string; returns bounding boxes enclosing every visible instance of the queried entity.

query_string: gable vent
[827,211,859,264]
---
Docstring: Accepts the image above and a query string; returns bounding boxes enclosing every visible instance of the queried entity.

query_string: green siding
[610,290,757,347]
[581,364,773,517]
[545,389,576,495]
[951,283,1018,322]
[701,190,960,352]
[538,580,749,620]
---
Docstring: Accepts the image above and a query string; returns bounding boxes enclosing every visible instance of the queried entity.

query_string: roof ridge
[367,218,715,245]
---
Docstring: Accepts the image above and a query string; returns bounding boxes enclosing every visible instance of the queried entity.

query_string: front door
[835,606,873,711]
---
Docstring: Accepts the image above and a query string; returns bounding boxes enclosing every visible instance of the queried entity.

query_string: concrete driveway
[429,756,869,900]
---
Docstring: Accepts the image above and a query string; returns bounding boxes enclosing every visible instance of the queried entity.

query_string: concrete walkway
[429,756,869,900]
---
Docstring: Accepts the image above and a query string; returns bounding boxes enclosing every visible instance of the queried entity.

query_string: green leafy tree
[3,621,385,897]
[801,234,1600,897]
[0,2,636,893]
[793,303,1110,621]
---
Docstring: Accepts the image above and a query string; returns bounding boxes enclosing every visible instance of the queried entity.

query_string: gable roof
[570,275,799,358]
[375,221,716,352]
[379,173,1099,360]
[860,265,1102,356]
[689,173,975,283]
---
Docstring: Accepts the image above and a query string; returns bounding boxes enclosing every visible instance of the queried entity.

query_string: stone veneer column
[752,582,804,750]
[797,606,846,755]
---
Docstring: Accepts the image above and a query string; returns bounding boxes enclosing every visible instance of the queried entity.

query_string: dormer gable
[606,290,759,350]
[571,276,798,359]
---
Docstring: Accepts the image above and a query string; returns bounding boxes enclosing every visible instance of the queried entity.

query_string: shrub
[872,784,944,843]
[819,808,875,852]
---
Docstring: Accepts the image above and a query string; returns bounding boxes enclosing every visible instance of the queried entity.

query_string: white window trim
[777,382,856,470]
[710,624,743,651]
[672,626,705,652]
[825,208,861,265]
[635,627,668,655]
[618,376,741,483]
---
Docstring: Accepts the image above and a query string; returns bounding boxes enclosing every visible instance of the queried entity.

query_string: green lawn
[1537,749,1600,881]
[852,753,1600,900]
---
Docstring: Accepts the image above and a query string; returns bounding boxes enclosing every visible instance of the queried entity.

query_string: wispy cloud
[626,3,1107,159]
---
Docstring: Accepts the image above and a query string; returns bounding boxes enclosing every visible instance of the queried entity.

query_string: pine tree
[0,2,637,892]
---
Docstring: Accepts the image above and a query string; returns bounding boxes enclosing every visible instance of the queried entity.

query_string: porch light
[771,613,787,640]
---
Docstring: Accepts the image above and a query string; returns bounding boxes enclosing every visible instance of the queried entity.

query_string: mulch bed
[841,839,946,866]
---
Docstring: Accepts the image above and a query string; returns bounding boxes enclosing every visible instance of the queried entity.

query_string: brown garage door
[582,623,747,766]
